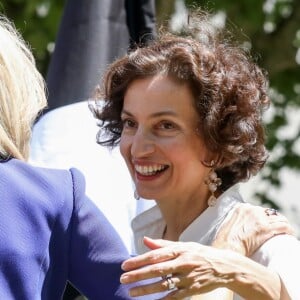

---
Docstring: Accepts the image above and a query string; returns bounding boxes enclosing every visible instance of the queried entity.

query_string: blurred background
[1,0,300,234]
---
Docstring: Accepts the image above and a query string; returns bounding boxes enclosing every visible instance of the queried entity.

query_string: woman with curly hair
[91,9,300,300]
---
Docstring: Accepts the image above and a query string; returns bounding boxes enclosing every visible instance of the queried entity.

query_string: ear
[202,152,222,168]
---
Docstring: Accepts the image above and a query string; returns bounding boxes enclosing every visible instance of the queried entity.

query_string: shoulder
[0,158,86,213]
[2,158,72,190]
[31,102,93,142]
[34,102,91,130]
[30,102,98,168]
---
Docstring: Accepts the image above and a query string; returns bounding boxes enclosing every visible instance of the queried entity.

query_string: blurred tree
[0,0,63,75]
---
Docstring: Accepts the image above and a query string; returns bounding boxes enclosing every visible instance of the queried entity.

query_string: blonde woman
[0,15,133,299]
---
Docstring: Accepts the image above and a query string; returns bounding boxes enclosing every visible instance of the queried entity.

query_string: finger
[264,212,295,234]
[121,260,179,283]
[121,246,179,271]
[267,219,296,236]
[246,219,296,256]
[144,236,177,250]
[160,278,215,300]
[126,276,179,297]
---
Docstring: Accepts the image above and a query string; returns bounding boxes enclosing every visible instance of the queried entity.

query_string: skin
[120,75,213,241]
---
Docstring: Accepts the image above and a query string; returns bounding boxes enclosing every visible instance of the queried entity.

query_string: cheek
[165,136,205,158]
[119,136,131,161]
[162,141,192,164]
[168,139,206,170]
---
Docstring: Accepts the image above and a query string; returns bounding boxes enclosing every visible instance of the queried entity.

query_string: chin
[137,190,156,200]
[138,193,153,200]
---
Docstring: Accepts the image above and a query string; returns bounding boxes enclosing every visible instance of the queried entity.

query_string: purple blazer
[0,158,133,299]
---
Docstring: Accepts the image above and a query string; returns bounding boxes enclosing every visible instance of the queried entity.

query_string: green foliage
[0,0,64,75]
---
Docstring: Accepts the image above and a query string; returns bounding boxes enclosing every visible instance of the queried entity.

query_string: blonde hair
[0,15,47,161]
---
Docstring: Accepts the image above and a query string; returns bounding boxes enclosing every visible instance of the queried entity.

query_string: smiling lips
[134,164,168,176]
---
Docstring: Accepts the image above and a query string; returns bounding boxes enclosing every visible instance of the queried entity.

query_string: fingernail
[120,275,127,283]
[122,261,129,270]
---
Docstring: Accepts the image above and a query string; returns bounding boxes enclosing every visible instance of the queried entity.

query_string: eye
[122,118,137,129]
[157,121,176,130]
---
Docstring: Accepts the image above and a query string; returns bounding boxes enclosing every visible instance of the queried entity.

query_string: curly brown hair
[90,11,270,191]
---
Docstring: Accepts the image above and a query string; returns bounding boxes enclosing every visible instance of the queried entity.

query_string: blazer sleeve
[68,168,132,299]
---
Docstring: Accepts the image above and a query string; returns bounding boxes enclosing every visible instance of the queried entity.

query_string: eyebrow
[121,109,178,118]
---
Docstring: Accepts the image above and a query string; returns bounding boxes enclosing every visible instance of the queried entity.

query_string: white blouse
[132,185,300,300]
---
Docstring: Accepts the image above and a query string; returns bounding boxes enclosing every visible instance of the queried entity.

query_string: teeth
[135,164,166,175]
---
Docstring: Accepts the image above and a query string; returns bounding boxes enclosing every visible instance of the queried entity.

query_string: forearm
[221,250,290,300]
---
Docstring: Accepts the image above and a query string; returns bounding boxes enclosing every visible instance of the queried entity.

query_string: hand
[212,203,295,256]
[121,237,235,299]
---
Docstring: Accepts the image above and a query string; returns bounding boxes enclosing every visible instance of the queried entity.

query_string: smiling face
[120,75,212,205]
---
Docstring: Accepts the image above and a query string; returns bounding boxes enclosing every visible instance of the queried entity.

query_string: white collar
[132,185,244,254]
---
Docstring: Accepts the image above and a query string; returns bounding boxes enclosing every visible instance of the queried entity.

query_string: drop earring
[205,168,222,207]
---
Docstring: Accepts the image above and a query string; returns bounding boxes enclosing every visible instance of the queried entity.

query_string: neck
[158,197,208,241]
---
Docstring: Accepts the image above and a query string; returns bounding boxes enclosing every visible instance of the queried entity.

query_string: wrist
[223,251,281,300]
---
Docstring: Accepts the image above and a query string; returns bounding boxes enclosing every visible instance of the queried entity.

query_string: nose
[131,127,155,158]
